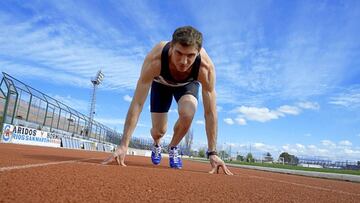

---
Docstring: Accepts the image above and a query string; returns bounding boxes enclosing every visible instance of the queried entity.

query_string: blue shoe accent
[169,147,182,169]
[151,145,162,165]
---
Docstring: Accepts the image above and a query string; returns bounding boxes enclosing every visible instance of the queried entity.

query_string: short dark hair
[172,26,203,50]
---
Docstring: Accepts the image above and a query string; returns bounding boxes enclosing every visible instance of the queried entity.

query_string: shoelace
[153,146,161,157]
[171,148,179,163]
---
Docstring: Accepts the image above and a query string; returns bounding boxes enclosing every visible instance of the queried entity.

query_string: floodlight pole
[87,70,104,137]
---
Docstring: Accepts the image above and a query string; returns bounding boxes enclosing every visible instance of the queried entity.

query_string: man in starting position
[103,26,233,175]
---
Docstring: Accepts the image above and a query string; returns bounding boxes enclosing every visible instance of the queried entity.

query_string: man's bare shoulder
[147,41,168,61]
[198,48,215,86]
[141,41,167,79]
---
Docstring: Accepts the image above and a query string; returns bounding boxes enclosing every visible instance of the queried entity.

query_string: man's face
[170,42,199,72]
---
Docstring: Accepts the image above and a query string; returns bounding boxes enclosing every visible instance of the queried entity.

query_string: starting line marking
[0,158,94,172]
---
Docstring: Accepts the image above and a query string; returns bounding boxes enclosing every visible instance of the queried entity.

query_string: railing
[0,72,121,145]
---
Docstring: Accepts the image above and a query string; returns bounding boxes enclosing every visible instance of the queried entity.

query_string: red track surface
[1,143,360,202]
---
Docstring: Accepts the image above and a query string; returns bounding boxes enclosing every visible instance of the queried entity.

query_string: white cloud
[198,1,359,106]
[252,142,278,152]
[224,118,234,125]
[321,140,336,148]
[195,120,205,125]
[343,148,360,157]
[282,141,360,161]
[235,117,247,125]
[232,106,282,122]
[281,144,300,155]
[231,102,319,124]
[123,95,132,102]
[95,118,125,126]
[304,133,311,137]
[52,94,88,113]
[277,105,301,115]
[216,106,223,112]
[220,142,281,158]
[282,144,290,152]
[339,140,352,146]
[0,4,147,91]
[297,101,320,110]
[295,143,305,149]
[329,86,360,108]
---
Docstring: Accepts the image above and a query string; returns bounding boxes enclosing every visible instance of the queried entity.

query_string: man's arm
[201,69,217,152]
[102,43,163,166]
[199,49,233,175]
[198,49,217,152]
[120,73,152,148]
[120,50,161,149]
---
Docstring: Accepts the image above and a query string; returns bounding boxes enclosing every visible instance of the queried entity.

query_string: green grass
[189,158,360,176]
[226,160,360,176]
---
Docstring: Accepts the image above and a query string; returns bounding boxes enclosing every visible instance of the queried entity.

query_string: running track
[1,143,359,202]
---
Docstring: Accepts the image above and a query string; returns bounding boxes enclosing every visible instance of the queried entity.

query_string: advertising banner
[1,123,61,148]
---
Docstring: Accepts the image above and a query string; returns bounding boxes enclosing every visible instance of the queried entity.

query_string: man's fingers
[210,161,216,168]
[209,164,223,174]
[220,164,234,175]
[120,158,127,166]
[115,156,120,165]
[101,155,114,165]
[115,156,127,167]
[208,166,217,174]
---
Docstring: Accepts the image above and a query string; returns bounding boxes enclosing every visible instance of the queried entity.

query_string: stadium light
[91,70,104,85]
[87,69,104,137]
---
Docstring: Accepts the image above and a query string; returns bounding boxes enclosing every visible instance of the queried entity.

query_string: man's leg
[150,113,168,165]
[149,81,172,165]
[169,94,198,147]
[151,113,168,145]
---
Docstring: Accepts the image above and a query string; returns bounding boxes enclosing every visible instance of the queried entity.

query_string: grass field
[226,160,360,176]
[190,158,360,176]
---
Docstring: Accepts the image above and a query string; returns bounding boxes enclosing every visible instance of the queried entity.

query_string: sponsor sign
[1,124,14,143]
[1,123,60,148]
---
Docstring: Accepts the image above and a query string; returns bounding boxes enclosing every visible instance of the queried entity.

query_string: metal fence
[0,72,121,145]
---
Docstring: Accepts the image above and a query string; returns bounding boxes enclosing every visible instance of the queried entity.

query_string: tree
[264,152,273,162]
[291,156,299,165]
[219,150,229,160]
[198,148,206,158]
[184,128,194,156]
[246,153,254,162]
[279,152,291,163]
[279,152,299,165]
[236,155,244,161]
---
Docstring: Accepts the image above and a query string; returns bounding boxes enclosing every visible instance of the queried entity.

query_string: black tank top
[153,42,201,87]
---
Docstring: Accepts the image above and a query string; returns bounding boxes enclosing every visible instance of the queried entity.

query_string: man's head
[170,26,203,72]
[171,26,202,51]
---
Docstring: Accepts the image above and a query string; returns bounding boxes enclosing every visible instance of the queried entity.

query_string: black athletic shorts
[150,81,200,113]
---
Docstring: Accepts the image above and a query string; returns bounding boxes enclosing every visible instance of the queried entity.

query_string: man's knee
[151,127,167,137]
[178,110,195,125]
[178,95,197,122]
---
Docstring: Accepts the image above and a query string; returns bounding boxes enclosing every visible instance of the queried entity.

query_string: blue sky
[1,0,360,161]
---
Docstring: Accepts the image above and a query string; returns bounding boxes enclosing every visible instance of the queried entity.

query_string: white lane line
[0,158,94,172]
[240,174,360,197]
